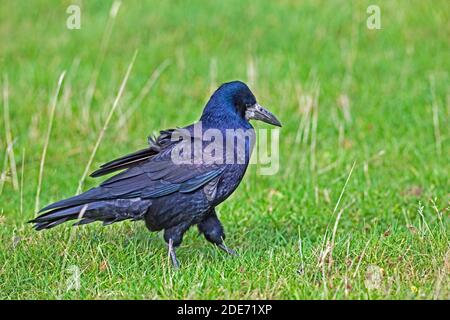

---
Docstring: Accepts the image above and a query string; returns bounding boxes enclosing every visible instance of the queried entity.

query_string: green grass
[0,0,449,299]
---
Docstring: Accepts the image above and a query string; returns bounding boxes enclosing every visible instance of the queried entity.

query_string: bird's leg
[164,223,190,269]
[167,238,179,269]
[198,210,238,256]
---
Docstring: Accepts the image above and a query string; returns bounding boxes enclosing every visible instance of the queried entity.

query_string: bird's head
[200,81,282,128]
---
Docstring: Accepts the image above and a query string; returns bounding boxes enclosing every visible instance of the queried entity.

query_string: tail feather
[72,218,95,226]
[33,203,96,222]
[38,188,106,213]
[29,198,152,230]
[34,217,71,231]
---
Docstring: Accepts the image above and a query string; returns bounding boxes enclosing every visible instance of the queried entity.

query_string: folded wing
[90,129,176,177]
[39,127,224,213]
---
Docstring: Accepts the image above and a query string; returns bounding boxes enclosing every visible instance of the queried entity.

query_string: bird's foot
[168,239,180,269]
[218,243,239,257]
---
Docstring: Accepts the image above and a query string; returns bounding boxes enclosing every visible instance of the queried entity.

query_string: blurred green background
[0,0,448,299]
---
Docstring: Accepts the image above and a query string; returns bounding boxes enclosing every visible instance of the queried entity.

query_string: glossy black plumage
[29,81,281,267]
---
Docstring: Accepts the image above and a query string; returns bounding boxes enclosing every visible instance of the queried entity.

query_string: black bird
[30,81,281,267]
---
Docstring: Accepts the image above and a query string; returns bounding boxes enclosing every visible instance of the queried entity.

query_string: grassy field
[0,0,448,299]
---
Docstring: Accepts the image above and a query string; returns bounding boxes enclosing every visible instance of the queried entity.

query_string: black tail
[29,189,151,230]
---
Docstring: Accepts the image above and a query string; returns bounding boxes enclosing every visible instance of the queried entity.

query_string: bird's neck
[199,115,253,131]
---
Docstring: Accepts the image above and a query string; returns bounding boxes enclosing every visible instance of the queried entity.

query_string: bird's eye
[244,103,252,108]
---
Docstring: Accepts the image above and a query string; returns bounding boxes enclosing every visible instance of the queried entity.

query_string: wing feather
[90,128,177,177]
[88,125,225,201]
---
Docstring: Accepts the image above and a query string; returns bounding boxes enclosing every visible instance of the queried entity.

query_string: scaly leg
[167,238,180,269]
[164,222,190,269]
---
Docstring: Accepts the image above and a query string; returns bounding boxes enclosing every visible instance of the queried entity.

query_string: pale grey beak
[245,104,282,127]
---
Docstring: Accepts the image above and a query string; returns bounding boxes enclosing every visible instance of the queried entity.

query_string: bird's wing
[92,127,225,199]
[98,149,225,199]
[39,149,225,213]
[90,129,176,177]
[46,124,225,206]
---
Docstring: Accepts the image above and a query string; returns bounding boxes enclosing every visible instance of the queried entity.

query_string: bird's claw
[218,243,239,257]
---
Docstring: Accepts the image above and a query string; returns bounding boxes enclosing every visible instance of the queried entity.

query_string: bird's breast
[211,163,249,205]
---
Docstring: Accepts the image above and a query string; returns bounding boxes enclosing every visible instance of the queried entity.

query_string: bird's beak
[245,104,282,127]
